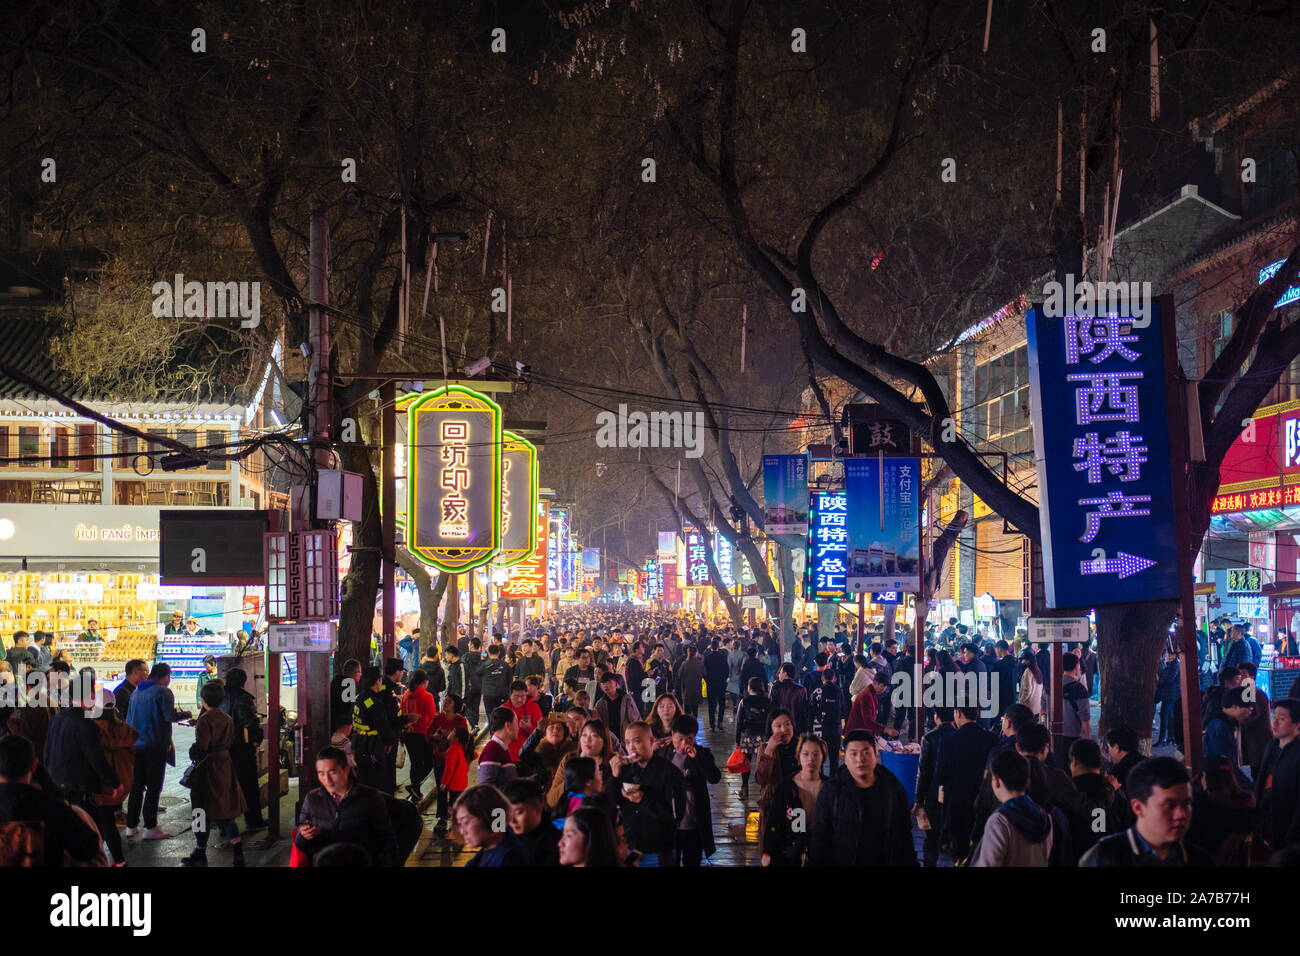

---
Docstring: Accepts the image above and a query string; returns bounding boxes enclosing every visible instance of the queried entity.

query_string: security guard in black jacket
[353,665,398,791]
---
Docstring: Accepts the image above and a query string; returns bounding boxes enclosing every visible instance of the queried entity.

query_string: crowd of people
[3,606,1299,868]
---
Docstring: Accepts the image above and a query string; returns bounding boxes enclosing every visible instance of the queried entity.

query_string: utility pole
[301,203,331,805]
[382,379,397,661]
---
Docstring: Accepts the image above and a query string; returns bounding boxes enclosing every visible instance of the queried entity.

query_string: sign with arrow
[1026,300,1181,608]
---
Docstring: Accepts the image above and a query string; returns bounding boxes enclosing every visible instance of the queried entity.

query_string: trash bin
[879,751,919,806]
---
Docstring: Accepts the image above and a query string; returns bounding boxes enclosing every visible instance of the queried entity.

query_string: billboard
[501,504,548,600]
[1211,400,1300,514]
[582,548,601,599]
[1026,302,1181,608]
[657,531,676,560]
[661,560,681,604]
[683,527,711,587]
[804,491,849,601]
[406,385,502,573]
[491,431,538,568]
[844,457,921,593]
[763,454,809,534]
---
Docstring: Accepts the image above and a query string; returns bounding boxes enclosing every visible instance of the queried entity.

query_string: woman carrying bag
[181,681,247,867]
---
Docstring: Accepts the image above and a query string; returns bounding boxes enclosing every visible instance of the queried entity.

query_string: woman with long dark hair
[762,733,827,867]
[558,806,621,867]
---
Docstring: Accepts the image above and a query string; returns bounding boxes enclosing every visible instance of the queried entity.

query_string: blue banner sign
[844,457,921,592]
[805,491,849,601]
[763,455,809,534]
[1026,303,1181,608]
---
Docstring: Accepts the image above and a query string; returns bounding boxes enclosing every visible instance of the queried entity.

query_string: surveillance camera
[462,357,492,377]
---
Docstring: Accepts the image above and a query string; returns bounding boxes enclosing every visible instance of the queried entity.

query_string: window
[177,429,198,470]
[77,425,96,473]
[117,433,139,470]
[52,427,70,469]
[205,429,227,471]
[0,426,8,470]
[972,346,1032,454]
[18,427,40,468]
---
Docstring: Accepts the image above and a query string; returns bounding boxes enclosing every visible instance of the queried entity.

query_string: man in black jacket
[1080,757,1212,866]
[606,722,685,867]
[113,659,148,721]
[352,666,398,791]
[503,778,561,866]
[810,730,918,866]
[809,666,843,774]
[222,668,267,829]
[443,645,466,701]
[0,735,103,866]
[43,671,125,863]
[935,706,997,863]
[462,638,485,732]
[1256,696,1300,850]
[669,715,721,866]
[915,707,957,866]
[769,663,810,736]
[296,746,399,867]
[480,643,513,716]
[703,639,730,731]
[1066,738,1124,859]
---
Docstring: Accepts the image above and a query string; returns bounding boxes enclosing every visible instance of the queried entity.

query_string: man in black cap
[352,666,398,792]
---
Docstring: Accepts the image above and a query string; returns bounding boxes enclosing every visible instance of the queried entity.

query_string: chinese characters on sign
[843,457,921,593]
[502,504,547,600]
[1026,305,1180,608]
[1226,568,1262,594]
[714,533,735,589]
[804,491,849,601]
[547,508,567,596]
[683,528,710,587]
[407,385,502,574]
[492,432,538,569]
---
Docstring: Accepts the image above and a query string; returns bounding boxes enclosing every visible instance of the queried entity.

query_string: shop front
[0,503,261,687]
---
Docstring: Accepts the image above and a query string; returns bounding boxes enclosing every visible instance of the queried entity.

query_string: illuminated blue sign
[1259,259,1300,309]
[805,491,849,601]
[645,560,661,600]
[1026,304,1181,608]
[714,533,735,588]
[872,591,901,603]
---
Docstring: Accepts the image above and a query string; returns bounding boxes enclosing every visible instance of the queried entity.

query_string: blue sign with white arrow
[1026,301,1181,608]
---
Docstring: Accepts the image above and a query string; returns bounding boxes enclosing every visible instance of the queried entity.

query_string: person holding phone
[295,746,399,867]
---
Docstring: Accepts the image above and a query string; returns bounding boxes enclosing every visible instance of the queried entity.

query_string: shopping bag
[726,747,750,774]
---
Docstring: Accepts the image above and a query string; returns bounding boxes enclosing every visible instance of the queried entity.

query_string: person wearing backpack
[735,677,770,802]
[480,643,513,717]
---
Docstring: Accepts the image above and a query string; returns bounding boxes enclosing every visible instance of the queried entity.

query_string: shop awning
[1263,581,1300,598]
[1194,582,1217,595]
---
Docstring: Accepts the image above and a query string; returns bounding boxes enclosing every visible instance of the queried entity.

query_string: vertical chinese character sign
[502,503,548,600]
[714,533,735,589]
[491,431,538,569]
[407,385,502,574]
[547,508,569,596]
[844,458,921,592]
[805,491,850,600]
[682,528,711,587]
[763,455,809,534]
[1026,304,1181,608]
[582,549,601,599]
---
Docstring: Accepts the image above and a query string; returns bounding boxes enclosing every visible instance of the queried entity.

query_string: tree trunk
[1096,599,1176,746]
[395,547,447,657]
[336,442,381,667]
[441,575,459,645]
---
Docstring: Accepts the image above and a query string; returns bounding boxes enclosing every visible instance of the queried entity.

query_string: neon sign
[804,491,849,600]
[406,385,502,574]
[1027,305,1180,607]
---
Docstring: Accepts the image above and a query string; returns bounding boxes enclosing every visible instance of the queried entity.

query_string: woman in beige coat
[182,680,247,867]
